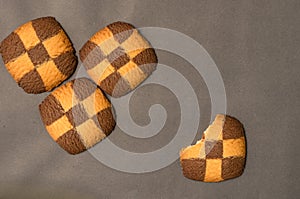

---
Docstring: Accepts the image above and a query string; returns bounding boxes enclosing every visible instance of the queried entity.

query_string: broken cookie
[180,114,246,182]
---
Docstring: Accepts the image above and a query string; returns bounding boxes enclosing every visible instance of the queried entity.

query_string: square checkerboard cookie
[79,21,157,97]
[180,114,246,182]
[39,78,115,154]
[0,17,77,94]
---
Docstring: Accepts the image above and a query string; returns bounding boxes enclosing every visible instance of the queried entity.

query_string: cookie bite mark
[180,114,246,182]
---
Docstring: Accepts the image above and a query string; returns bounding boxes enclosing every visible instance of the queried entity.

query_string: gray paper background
[0,0,299,198]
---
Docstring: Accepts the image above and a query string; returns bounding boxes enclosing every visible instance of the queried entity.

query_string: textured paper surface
[0,0,299,198]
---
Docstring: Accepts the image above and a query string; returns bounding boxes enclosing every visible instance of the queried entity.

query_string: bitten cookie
[0,17,77,94]
[39,78,115,154]
[79,21,157,97]
[180,114,246,182]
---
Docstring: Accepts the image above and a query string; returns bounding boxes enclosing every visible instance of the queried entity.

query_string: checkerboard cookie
[180,114,246,182]
[39,78,115,154]
[0,17,77,94]
[79,21,157,97]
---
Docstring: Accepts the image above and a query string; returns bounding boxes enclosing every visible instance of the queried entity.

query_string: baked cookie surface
[0,17,77,94]
[79,21,157,97]
[180,114,246,182]
[39,78,115,154]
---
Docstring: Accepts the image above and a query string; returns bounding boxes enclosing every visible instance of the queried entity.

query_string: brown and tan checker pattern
[79,21,157,97]
[180,114,246,182]
[39,78,115,154]
[0,17,77,94]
